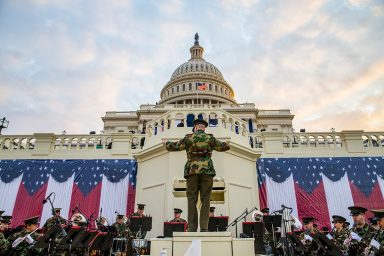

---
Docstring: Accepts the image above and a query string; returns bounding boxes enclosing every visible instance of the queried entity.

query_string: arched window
[235,122,239,134]
[154,122,158,135]
[248,119,254,133]
[186,114,195,127]
[209,113,218,127]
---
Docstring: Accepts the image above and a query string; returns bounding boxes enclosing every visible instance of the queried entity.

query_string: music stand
[72,229,98,249]
[57,226,82,250]
[314,232,343,256]
[208,216,229,232]
[242,222,264,238]
[32,225,61,250]
[164,222,187,237]
[263,215,282,232]
[130,216,152,233]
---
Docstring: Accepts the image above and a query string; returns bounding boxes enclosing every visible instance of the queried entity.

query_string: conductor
[164,119,230,232]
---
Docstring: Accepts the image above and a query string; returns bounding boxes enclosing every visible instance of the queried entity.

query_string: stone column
[341,130,366,153]
[262,132,284,154]
[32,133,55,156]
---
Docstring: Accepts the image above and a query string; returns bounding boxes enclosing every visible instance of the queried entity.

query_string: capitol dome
[159,34,236,105]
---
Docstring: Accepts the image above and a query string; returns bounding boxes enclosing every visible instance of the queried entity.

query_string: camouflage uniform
[330,227,350,252]
[348,223,376,255]
[112,222,130,238]
[42,215,67,230]
[7,228,44,256]
[42,216,67,256]
[169,217,187,223]
[166,129,230,232]
[372,228,384,255]
[299,228,321,256]
[0,232,10,255]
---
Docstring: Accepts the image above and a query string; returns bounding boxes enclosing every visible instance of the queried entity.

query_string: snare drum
[111,237,127,253]
[131,238,148,249]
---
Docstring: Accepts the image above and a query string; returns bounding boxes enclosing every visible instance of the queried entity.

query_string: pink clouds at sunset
[0,0,383,134]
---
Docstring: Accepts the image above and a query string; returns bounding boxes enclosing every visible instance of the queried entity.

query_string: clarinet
[364,230,380,256]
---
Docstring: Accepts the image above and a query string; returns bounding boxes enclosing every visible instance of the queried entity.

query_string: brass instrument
[70,213,87,227]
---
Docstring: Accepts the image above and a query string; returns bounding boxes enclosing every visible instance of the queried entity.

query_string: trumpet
[11,227,39,248]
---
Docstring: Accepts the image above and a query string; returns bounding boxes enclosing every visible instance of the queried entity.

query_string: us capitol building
[1,34,383,243]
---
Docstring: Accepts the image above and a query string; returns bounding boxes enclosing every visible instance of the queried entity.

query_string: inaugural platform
[0,34,384,255]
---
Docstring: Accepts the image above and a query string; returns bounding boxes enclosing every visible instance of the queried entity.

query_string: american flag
[196,82,207,91]
[257,157,384,228]
[0,159,137,227]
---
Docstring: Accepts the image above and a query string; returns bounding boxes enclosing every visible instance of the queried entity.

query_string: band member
[164,119,230,232]
[300,217,320,255]
[7,216,44,255]
[131,203,146,217]
[346,206,376,255]
[112,214,130,238]
[328,215,349,252]
[0,214,10,255]
[170,208,187,223]
[368,209,384,254]
[42,208,66,230]
[261,208,269,216]
[209,207,215,218]
[131,204,147,238]
[369,217,380,231]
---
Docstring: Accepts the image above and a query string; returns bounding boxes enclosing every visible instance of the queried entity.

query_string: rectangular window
[172,88,174,94]
[209,84,212,91]
[182,84,185,91]
[177,86,179,93]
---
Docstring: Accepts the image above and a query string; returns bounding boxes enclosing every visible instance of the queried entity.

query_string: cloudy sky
[0,0,383,135]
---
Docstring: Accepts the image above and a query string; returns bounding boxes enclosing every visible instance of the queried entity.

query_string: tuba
[70,213,87,227]
[251,210,264,222]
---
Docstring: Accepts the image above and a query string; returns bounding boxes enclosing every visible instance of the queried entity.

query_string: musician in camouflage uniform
[7,216,44,256]
[300,217,321,255]
[42,208,67,256]
[130,203,147,238]
[0,212,10,256]
[42,208,67,230]
[164,119,230,232]
[329,215,350,253]
[169,208,187,223]
[368,209,384,255]
[347,206,376,255]
[112,214,130,238]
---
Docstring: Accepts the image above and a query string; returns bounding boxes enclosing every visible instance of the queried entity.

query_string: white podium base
[150,232,254,256]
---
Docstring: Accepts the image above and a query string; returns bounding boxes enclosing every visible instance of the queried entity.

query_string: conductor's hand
[161,139,167,145]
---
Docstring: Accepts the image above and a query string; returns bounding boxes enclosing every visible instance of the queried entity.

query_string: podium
[150,232,254,256]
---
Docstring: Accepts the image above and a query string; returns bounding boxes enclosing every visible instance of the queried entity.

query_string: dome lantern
[190,33,204,60]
